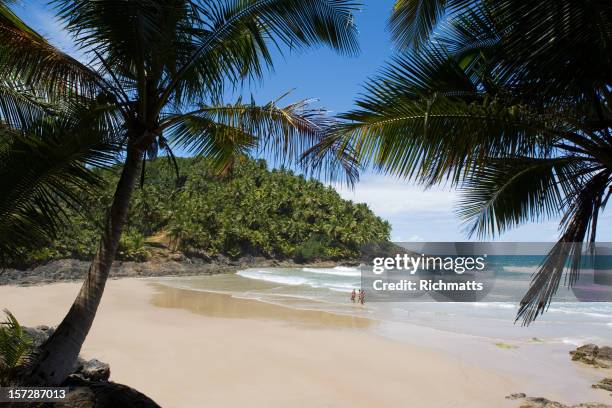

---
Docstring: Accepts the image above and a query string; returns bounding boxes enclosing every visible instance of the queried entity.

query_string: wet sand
[150,283,373,329]
[1,278,524,407]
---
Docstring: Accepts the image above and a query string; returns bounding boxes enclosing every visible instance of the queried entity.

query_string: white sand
[0,278,523,407]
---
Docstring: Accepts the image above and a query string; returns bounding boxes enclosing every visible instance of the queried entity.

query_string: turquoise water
[157,264,612,345]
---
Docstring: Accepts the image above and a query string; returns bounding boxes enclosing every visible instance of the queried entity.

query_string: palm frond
[156,0,360,108]
[516,171,611,325]
[389,0,472,49]
[456,156,587,238]
[0,81,52,129]
[0,116,120,261]
[0,310,33,386]
[0,4,100,99]
[164,96,334,175]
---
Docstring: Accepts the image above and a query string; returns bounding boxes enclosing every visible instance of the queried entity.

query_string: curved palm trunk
[28,147,143,385]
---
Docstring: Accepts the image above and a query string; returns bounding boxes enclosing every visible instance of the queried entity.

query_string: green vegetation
[0,310,33,386]
[10,158,389,267]
[494,342,518,350]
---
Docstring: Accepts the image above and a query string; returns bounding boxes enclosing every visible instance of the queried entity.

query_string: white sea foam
[547,304,612,319]
[301,266,361,277]
[312,282,358,292]
[236,268,358,292]
[560,337,592,347]
[236,270,309,286]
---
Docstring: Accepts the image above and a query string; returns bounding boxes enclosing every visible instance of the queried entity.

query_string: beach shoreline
[0,277,523,408]
[0,277,609,407]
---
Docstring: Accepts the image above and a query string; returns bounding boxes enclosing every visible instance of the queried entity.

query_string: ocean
[158,262,612,345]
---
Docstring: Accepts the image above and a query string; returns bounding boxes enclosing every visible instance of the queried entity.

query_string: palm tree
[306,0,612,324]
[1,0,360,385]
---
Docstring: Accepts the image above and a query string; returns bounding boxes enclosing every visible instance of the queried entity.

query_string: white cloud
[329,174,608,242]
[332,175,457,216]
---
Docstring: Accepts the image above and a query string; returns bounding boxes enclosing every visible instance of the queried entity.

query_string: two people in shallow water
[351,289,365,304]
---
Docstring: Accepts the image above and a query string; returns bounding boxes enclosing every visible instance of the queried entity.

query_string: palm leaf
[0,310,33,386]
[163,96,334,175]
[456,156,587,238]
[0,115,120,261]
[389,0,473,49]
[516,170,611,324]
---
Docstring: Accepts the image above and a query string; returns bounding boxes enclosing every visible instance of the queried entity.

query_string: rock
[73,358,111,382]
[23,325,55,348]
[592,378,612,394]
[570,344,612,369]
[1,257,238,286]
[22,325,111,382]
[506,394,612,408]
[168,252,186,262]
[518,397,567,408]
[60,376,160,407]
[506,393,527,400]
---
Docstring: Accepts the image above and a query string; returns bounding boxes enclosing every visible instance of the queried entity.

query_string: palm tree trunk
[28,147,143,385]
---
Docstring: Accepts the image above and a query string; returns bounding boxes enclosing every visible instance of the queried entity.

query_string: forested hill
[13,157,390,268]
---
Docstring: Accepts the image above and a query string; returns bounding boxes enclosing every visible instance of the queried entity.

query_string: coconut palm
[306,0,612,324]
[1,0,360,385]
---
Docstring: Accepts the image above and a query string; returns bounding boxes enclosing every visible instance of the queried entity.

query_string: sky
[13,0,612,242]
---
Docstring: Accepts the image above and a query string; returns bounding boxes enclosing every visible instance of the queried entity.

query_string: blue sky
[13,1,611,242]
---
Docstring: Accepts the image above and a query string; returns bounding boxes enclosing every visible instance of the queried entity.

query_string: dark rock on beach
[570,344,612,369]
[0,254,353,286]
[73,358,111,382]
[505,394,612,408]
[22,326,111,383]
[0,257,236,286]
[58,376,161,408]
[592,378,612,395]
[23,325,55,348]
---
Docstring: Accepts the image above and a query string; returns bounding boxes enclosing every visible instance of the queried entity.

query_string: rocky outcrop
[570,344,612,369]
[592,378,612,395]
[0,255,350,286]
[0,258,236,286]
[59,376,160,408]
[22,326,111,383]
[505,394,612,408]
[73,358,111,382]
[23,325,54,348]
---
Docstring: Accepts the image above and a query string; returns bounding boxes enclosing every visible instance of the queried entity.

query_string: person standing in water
[350,289,356,303]
[358,289,366,305]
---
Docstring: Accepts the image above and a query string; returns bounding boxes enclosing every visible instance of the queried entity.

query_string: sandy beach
[0,278,527,408]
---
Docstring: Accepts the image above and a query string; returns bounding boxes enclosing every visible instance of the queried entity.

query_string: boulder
[592,378,612,395]
[570,344,612,369]
[506,393,527,400]
[22,326,110,382]
[73,358,111,382]
[23,325,55,348]
[60,376,160,408]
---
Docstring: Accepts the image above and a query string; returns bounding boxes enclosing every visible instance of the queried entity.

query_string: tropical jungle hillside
[7,158,390,269]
